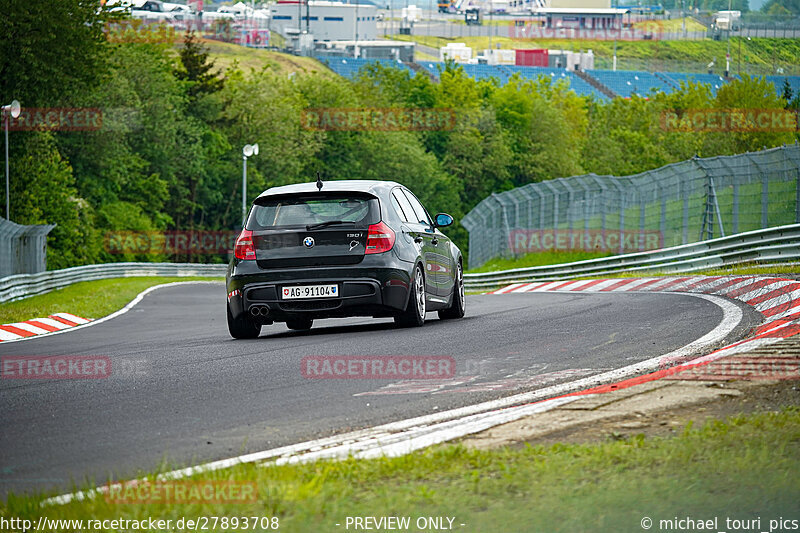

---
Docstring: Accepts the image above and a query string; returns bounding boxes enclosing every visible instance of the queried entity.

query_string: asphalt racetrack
[0,282,757,497]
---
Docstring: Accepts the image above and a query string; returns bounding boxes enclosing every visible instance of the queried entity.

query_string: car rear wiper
[306,220,356,231]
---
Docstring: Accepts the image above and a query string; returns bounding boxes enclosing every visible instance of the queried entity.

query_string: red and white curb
[0,313,91,342]
[43,275,797,506]
[492,275,800,370]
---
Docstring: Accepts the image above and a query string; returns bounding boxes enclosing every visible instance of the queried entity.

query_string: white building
[315,40,415,61]
[218,1,272,22]
[270,1,377,41]
[439,42,472,62]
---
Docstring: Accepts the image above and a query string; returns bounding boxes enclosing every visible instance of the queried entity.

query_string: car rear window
[247,194,380,229]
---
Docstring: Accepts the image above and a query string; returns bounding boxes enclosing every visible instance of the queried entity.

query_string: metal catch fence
[461,144,800,269]
[0,218,55,278]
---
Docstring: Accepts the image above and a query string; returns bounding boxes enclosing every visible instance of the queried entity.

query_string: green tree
[781,78,794,104]
[174,31,225,105]
[441,110,514,210]
[0,0,111,107]
[7,132,98,269]
[703,74,795,154]
[217,67,322,227]
[761,0,800,14]
[491,76,584,186]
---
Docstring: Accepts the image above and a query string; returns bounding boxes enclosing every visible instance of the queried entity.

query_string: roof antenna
[316,172,323,191]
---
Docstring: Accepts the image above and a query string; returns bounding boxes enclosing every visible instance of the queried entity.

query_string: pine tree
[781,78,794,105]
[175,31,224,103]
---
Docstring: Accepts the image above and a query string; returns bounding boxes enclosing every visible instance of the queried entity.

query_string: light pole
[725,0,732,77]
[355,0,359,58]
[2,100,21,221]
[242,143,259,227]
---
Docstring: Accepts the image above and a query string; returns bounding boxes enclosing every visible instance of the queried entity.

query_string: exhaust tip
[250,305,270,317]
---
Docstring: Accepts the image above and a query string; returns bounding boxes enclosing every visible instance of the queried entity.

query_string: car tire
[286,318,313,331]
[394,265,426,327]
[227,304,261,339]
[438,259,465,320]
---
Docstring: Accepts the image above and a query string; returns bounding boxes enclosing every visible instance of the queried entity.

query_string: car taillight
[365,221,395,254]
[234,229,256,260]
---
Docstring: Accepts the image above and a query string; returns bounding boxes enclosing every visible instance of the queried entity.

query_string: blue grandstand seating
[658,72,729,95]
[504,65,608,100]
[322,58,800,102]
[586,69,673,97]
[419,62,509,83]
[420,62,608,100]
[766,75,800,99]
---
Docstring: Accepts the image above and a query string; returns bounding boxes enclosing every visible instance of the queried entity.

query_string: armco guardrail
[464,223,800,290]
[2,225,798,303]
[0,263,226,303]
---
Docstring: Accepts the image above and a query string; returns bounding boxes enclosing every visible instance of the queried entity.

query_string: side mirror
[434,213,454,228]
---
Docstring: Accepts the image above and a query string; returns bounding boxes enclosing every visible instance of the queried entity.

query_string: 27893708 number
[194,516,279,530]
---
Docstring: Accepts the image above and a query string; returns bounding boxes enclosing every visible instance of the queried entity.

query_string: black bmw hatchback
[225,180,465,339]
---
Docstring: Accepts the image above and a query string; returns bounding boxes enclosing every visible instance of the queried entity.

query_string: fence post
[660,186,667,241]
[600,185,607,233]
[762,174,769,228]
[796,167,800,223]
[732,179,739,234]
[584,190,591,233]
[554,192,559,231]
[639,194,646,251]
[682,178,689,245]
[541,181,560,246]
[591,175,608,233]
[518,186,535,230]
[561,179,576,231]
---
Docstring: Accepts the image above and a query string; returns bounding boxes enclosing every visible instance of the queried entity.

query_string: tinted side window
[390,190,410,222]
[401,189,431,225]
[393,189,418,224]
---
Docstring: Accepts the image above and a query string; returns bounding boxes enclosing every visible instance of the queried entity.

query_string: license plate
[281,284,339,299]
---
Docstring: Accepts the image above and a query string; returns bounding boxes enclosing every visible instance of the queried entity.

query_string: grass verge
[184,39,329,76]
[466,249,612,273]
[3,408,798,531]
[632,17,707,32]
[0,277,221,324]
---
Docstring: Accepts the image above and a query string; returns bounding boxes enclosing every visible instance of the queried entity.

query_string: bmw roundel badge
[303,236,315,248]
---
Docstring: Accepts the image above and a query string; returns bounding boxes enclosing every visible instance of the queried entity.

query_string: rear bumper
[226,254,413,322]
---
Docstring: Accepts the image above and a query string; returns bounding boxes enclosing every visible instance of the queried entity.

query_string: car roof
[255,180,403,200]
